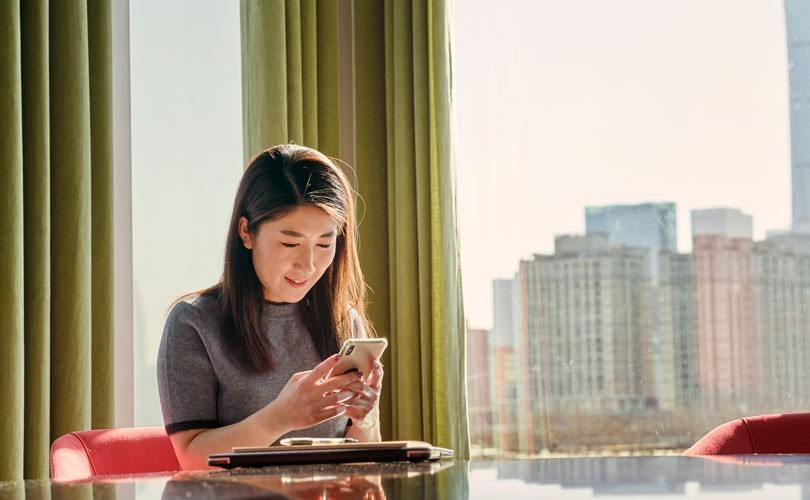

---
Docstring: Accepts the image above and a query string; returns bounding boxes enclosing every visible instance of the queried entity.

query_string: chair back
[50,427,180,481]
[683,413,810,456]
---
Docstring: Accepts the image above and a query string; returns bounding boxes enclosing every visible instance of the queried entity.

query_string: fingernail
[333,354,341,362]
[338,390,353,402]
[373,360,381,368]
[356,372,364,378]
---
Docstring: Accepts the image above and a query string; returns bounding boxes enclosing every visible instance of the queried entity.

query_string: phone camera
[346,345,355,356]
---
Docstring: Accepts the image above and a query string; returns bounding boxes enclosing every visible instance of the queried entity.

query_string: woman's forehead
[263,205,338,235]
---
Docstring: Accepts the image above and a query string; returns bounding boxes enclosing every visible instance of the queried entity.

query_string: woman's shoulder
[166,290,221,328]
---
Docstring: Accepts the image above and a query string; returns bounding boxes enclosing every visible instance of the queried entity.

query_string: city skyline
[470,211,810,453]
[456,1,792,330]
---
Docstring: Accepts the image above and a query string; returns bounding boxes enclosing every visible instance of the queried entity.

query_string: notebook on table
[208,440,454,469]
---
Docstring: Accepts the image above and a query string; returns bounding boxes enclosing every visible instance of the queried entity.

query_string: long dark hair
[206,144,372,373]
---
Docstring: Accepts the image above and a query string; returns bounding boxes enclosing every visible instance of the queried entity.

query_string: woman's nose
[295,247,316,272]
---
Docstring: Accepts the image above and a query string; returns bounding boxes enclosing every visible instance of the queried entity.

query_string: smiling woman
[156,144,383,471]
[238,205,338,304]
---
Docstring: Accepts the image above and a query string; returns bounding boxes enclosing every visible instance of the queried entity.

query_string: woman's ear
[238,216,254,250]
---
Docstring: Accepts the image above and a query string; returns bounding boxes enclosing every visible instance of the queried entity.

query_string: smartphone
[328,338,388,380]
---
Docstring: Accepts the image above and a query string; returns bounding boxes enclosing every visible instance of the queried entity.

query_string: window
[130,0,242,430]
[457,1,802,456]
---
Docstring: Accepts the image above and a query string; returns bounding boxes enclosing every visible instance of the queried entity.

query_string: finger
[343,396,374,412]
[366,360,384,389]
[343,384,379,406]
[303,354,342,383]
[290,371,310,382]
[338,380,367,393]
[316,404,348,422]
[322,390,354,407]
[319,371,364,393]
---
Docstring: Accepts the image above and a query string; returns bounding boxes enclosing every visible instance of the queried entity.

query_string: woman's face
[238,204,338,303]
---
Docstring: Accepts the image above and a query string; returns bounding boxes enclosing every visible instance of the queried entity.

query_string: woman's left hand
[341,359,384,421]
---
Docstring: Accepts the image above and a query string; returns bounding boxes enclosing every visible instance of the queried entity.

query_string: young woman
[157,144,383,470]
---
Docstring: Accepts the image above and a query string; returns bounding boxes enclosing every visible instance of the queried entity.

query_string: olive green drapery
[241,0,469,458]
[0,0,114,481]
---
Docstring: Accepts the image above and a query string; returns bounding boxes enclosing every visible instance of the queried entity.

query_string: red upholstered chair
[50,427,180,481]
[683,413,810,456]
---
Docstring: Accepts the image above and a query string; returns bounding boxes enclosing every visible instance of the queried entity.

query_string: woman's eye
[281,243,298,248]
[318,243,333,249]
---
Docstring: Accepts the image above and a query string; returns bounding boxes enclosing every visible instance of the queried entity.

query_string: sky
[454,0,792,329]
[130,1,793,422]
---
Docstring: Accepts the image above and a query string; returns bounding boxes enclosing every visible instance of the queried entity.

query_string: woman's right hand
[263,354,363,432]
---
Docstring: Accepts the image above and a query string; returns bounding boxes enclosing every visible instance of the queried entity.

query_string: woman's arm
[169,355,361,470]
[169,399,290,471]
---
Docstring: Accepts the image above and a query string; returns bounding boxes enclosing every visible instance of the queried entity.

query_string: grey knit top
[157,292,356,442]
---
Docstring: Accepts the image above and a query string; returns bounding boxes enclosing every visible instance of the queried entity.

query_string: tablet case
[208,440,453,468]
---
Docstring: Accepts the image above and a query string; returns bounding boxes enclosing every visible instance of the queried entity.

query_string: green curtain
[241,0,469,458]
[240,0,342,160]
[0,0,114,481]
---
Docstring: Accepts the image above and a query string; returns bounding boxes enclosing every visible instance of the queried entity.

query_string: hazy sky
[454,0,792,329]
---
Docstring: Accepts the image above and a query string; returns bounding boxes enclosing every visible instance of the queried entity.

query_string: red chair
[684,413,810,456]
[50,427,180,481]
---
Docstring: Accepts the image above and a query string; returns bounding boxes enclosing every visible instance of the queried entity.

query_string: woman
[157,144,383,470]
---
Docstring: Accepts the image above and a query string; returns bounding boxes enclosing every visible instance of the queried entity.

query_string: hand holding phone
[328,338,388,380]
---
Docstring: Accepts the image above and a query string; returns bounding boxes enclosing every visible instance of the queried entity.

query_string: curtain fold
[241,0,341,160]
[241,0,469,458]
[0,0,114,481]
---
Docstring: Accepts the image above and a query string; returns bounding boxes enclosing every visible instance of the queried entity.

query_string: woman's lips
[285,277,309,288]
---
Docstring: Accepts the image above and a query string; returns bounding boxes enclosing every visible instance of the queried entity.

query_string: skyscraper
[754,237,810,409]
[492,279,517,347]
[691,208,753,239]
[658,252,700,411]
[466,326,494,448]
[522,234,654,416]
[585,203,677,283]
[586,203,676,408]
[693,234,759,409]
[491,279,519,450]
[785,0,810,232]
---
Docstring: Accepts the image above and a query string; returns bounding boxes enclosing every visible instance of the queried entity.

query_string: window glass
[130,0,243,433]
[456,0,801,456]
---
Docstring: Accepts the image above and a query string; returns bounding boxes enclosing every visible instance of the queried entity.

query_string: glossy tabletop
[7,455,810,499]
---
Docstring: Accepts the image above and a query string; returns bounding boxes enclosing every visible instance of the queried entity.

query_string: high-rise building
[753,237,810,409]
[784,0,810,232]
[514,263,536,454]
[658,252,700,411]
[491,279,519,451]
[691,208,753,239]
[585,203,677,283]
[466,326,493,448]
[585,203,676,408]
[522,234,654,416]
[492,279,517,347]
[693,234,759,410]
[691,208,758,409]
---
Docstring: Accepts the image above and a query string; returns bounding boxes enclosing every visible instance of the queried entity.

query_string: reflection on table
[5,455,810,499]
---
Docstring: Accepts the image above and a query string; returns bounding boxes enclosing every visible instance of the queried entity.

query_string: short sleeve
[157,300,219,434]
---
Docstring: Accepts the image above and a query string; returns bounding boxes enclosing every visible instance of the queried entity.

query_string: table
[7,455,810,499]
